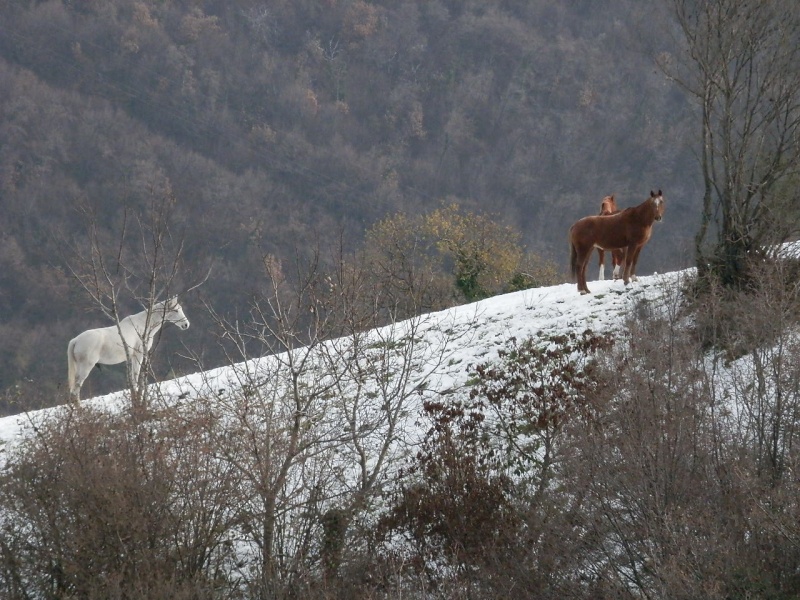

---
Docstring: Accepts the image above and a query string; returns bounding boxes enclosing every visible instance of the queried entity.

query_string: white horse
[67,297,190,400]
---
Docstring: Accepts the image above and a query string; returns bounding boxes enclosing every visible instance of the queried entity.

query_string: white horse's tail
[67,338,76,396]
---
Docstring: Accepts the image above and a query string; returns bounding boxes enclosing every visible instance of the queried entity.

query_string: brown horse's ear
[658,189,662,196]
[650,190,655,197]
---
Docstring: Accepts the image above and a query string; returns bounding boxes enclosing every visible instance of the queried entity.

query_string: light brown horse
[569,190,665,294]
[596,195,626,281]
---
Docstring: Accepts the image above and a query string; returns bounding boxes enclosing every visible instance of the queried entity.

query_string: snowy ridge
[0,271,689,453]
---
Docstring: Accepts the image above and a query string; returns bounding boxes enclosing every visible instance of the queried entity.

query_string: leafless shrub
[373,330,615,599]
[692,254,800,357]
[570,277,800,598]
[0,403,243,599]
[185,243,466,598]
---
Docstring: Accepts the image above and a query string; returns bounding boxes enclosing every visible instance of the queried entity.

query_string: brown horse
[596,195,626,281]
[569,190,665,294]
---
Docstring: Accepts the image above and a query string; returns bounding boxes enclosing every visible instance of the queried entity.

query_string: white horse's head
[162,297,190,330]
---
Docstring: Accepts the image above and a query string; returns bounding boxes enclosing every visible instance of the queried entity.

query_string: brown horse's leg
[622,246,636,284]
[612,249,624,280]
[597,248,606,281]
[615,248,628,283]
[628,245,644,282]
[623,245,646,285]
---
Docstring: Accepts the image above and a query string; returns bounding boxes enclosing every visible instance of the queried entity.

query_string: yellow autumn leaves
[364,202,559,308]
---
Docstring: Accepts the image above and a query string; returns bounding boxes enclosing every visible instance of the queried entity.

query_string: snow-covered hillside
[17,265,800,598]
[0,271,688,453]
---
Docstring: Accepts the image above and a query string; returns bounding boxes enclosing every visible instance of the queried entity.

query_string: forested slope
[0,0,699,410]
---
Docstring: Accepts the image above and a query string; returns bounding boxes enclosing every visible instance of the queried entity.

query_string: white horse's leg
[129,354,141,390]
[612,264,621,280]
[129,341,150,391]
[71,361,94,400]
[69,378,80,401]
[598,264,605,281]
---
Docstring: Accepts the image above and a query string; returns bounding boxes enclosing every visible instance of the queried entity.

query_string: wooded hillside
[0,0,699,411]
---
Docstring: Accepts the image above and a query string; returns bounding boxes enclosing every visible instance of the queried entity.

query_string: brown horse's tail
[569,231,578,281]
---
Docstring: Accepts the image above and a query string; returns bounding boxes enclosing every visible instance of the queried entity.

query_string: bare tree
[64,188,194,413]
[702,258,800,484]
[663,0,800,286]
[189,245,464,596]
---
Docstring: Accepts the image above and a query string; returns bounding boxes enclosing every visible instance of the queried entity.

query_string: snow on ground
[0,271,690,455]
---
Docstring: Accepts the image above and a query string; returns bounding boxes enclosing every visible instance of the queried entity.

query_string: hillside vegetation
[4,262,800,598]
[0,0,698,410]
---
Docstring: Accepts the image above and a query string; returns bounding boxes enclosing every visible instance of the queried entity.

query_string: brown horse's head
[650,190,665,222]
[599,195,618,215]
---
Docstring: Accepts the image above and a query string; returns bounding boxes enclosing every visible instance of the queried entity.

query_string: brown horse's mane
[599,195,618,216]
